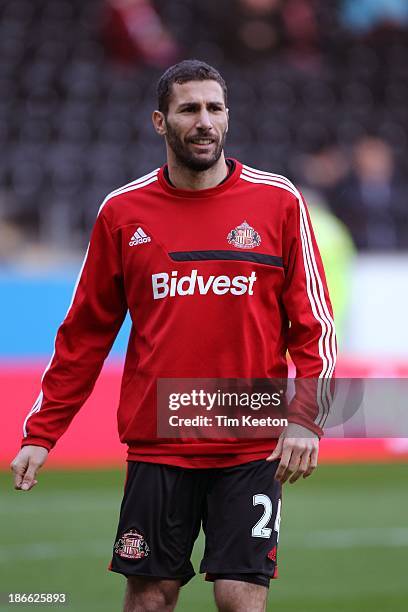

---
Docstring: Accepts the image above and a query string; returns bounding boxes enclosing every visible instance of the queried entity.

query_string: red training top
[22,160,336,468]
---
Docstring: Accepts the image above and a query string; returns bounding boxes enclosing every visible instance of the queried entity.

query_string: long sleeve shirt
[22,160,336,468]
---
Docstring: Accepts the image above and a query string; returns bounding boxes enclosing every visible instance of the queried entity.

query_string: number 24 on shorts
[252,495,281,540]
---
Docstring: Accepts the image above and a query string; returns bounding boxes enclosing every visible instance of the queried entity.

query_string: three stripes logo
[129,227,151,246]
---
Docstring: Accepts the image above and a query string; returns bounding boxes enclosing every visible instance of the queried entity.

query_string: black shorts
[109,459,282,587]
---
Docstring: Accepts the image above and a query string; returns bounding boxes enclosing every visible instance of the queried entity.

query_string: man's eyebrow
[177,102,199,109]
[177,101,224,109]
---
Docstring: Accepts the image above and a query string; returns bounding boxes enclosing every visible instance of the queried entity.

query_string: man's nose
[196,109,213,130]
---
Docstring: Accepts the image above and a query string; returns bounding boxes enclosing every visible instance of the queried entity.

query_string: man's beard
[165,120,226,172]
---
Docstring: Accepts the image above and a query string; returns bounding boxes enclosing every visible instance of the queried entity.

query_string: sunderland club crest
[114,529,150,560]
[227,221,261,249]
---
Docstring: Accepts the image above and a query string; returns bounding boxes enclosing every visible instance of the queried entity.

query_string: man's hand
[10,446,49,491]
[266,423,319,484]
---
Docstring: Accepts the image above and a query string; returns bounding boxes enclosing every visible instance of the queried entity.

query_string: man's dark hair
[157,59,228,115]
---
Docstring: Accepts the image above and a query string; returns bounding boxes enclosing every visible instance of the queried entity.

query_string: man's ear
[225,107,229,133]
[152,110,167,136]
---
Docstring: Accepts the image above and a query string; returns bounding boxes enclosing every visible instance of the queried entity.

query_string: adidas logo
[129,227,151,246]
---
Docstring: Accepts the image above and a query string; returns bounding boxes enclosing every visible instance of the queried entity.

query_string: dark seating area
[1,0,407,250]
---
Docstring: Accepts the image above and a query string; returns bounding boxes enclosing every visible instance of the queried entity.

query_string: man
[11,60,336,612]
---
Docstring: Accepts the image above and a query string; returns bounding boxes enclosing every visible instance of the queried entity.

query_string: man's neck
[166,153,228,190]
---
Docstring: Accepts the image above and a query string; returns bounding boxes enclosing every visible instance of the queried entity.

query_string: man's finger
[278,446,304,484]
[13,470,24,489]
[21,462,39,491]
[303,446,319,478]
[289,451,310,484]
[274,444,294,483]
[266,436,283,462]
[11,460,28,490]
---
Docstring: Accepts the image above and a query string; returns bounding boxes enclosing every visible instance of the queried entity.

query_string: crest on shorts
[227,221,261,249]
[114,529,150,560]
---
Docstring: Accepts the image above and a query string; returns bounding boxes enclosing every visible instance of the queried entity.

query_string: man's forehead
[170,80,225,106]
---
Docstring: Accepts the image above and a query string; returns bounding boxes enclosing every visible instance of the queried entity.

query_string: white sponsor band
[152,269,257,299]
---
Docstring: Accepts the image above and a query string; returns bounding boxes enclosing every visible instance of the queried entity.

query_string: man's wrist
[285,420,322,439]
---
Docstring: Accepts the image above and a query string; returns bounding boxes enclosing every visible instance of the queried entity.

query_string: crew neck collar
[158,158,242,198]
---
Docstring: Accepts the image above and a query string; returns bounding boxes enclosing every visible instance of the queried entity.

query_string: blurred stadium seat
[0,0,407,250]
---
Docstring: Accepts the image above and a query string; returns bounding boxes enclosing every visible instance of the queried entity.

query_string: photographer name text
[168,415,288,427]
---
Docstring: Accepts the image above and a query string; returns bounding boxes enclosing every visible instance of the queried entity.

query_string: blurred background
[0,1,407,611]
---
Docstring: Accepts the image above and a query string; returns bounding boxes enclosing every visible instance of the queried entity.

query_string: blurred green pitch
[1,464,407,612]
